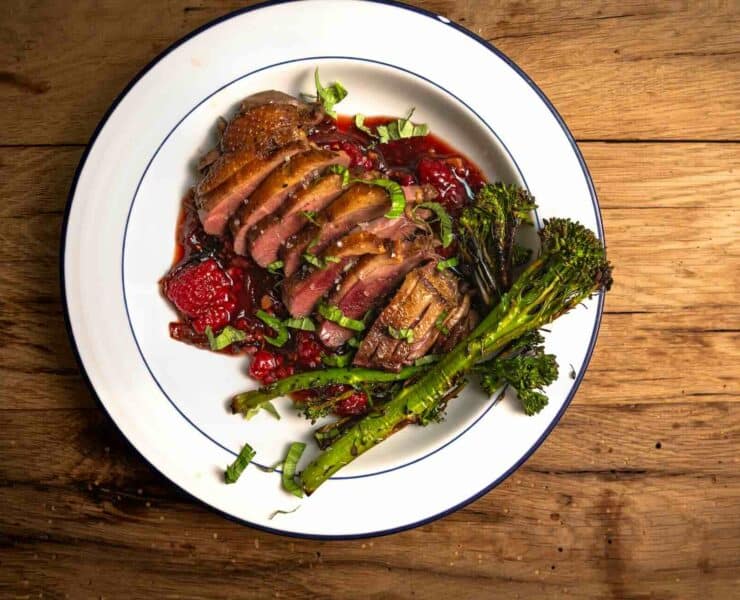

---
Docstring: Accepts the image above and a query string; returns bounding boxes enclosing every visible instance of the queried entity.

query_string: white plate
[62,0,605,538]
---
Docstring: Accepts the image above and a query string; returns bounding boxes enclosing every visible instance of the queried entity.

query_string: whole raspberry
[164,258,237,333]
[417,157,467,212]
[334,391,369,416]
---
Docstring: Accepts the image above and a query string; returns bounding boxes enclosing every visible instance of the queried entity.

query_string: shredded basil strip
[243,402,280,421]
[354,114,375,137]
[323,353,352,368]
[324,255,341,264]
[388,325,415,343]
[225,442,255,484]
[376,108,429,144]
[434,310,450,336]
[261,401,281,420]
[318,303,366,332]
[281,442,306,498]
[269,506,300,520]
[205,325,247,351]
[346,336,361,348]
[266,260,284,274]
[361,178,405,219]
[414,355,441,366]
[256,460,283,473]
[314,68,347,118]
[327,164,351,186]
[415,201,454,247]
[256,310,289,347]
[436,257,459,271]
[284,316,316,332]
[300,210,319,225]
[302,253,324,268]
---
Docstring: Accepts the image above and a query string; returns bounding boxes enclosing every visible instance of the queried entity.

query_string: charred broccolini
[299,214,612,493]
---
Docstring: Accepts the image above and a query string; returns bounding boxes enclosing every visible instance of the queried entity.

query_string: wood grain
[0,1,738,145]
[0,1,739,598]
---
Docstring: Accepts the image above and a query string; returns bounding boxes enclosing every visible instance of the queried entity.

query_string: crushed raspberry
[340,141,373,169]
[295,331,324,368]
[163,258,237,333]
[249,349,283,385]
[417,157,467,212]
[334,391,369,416]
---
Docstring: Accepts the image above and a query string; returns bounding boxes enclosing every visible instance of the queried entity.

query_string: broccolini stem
[231,365,425,416]
[301,309,514,494]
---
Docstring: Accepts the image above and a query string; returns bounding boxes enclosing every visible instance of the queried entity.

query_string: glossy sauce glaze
[162,114,487,398]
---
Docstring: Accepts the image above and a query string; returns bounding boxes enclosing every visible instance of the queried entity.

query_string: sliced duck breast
[231,148,349,255]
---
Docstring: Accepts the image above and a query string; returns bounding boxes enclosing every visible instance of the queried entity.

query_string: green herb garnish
[354,114,374,136]
[205,325,247,351]
[323,353,352,368]
[300,210,319,225]
[284,316,316,332]
[318,303,366,332]
[376,108,429,144]
[434,311,450,336]
[302,253,324,268]
[261,401,281,420]
[266,260,284,274]
[313,68,348,118]
[388,325,415,343]
[362,178,406,219]
[225,442,256,484]
[327,164,351,186]
[281,442,306,498]
[415,201,454,247]
[436,257,459,271]
[256,310,289,347]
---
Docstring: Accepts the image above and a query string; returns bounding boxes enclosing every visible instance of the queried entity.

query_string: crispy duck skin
[193,91,322,235]
[281,183,435,277]
[353,264,469,372]
[230,148,350,256]
[281,231,391,318]
[246,173,346,268]
[318,238,436,348]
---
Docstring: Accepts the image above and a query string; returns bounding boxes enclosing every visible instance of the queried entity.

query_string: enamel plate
[62,0,604,538]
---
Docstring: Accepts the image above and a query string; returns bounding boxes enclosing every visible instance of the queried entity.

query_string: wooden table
[1,1,738,597]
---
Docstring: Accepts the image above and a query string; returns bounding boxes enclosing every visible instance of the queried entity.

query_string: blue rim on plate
[60,0,606,540]
[122,54,542,477]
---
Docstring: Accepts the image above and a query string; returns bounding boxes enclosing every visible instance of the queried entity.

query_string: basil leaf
[281,442,306,498]
[318,303,366,332]
[261,401,281,420]
[324,255,341,264]
[354,114,375,136]
[434,310,450,336]
[346,336,361,348]
[415,201,454,247]
[205,325,247,351]
[269,506,300,520]
[376,108,429,144]
[436,257,459,271]
[266,260,284,274]
[362,178,406,219]
[300,211,318,227]
[314,68,347,118]
[327,164,351,186]
[302,253,324,268]
[322,353,352,367]
[256,310,289,347]
[414,355,440,366]
[284,316,316,332]
[388,325,415,343]
[225,442,255,484]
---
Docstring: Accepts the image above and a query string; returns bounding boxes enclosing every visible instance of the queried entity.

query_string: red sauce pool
[162,114,488,386]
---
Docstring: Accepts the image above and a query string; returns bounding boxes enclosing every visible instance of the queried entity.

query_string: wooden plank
[0,404,738,599]
[0,1,738,145]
